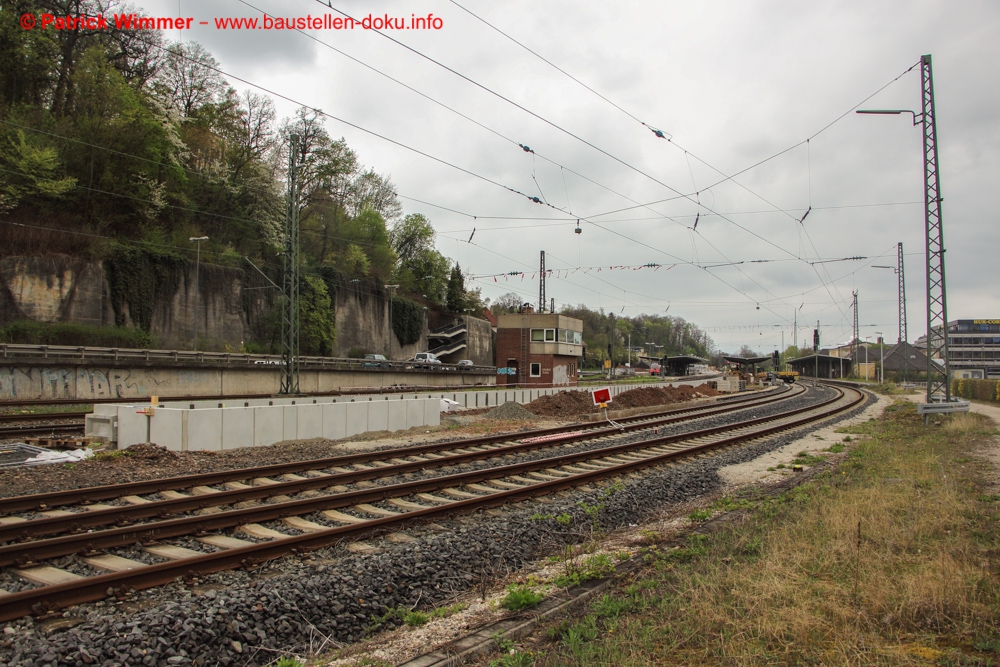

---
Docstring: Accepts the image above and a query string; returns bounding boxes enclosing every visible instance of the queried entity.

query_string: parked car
[456,359,474,368]
[363,354,388,367]
[410,352,442,366]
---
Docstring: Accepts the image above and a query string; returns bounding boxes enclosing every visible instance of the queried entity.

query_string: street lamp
[188,236,209,351]
[385,284,399,358]
[875,331,884,384]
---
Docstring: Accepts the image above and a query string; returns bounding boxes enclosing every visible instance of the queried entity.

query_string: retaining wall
[86,381,691,452]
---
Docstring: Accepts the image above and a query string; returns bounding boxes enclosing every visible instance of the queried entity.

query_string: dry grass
[532,402,1000,666]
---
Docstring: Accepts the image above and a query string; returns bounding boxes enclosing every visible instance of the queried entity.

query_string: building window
[530,363,541,377]
[530,329,544,342]
[545,329,556,342]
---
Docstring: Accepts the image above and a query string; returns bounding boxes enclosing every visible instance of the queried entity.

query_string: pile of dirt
[123,443,179,460]
[525,383,721,418]
[523,391,594,417]
[483,401,538,420]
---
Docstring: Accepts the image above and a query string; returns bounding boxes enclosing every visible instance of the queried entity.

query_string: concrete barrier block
[297,404,323,440]
[149,408,183,451]
[116,407,149,448]
[322,403,347,440]
[387,401,407,432]
[222,407,255,450]
[282,405,298,441]
[254,406,283,447]
[185,409,223,452]
[367,400,388,432]
[345,402,368,437]
[423,398,440,427]
[406,399,424,428]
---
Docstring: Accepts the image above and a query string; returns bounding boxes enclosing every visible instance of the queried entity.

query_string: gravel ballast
[0,386,866,666]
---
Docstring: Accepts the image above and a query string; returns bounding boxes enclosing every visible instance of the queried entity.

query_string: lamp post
[857,54,950,404]
[875,331,884,384]
[188,236,209,351]
[385,284,399,358]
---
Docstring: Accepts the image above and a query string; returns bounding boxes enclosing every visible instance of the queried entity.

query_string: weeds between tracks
[523,401,1000,666]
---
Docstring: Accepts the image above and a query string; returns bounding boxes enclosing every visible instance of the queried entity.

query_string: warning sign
[592,387,612,406]
[603,359,612,369]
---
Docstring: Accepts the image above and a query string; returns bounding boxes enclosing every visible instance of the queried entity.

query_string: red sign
[592,387,612,405]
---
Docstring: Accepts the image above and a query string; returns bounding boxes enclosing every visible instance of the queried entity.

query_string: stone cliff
[0,255,492,363]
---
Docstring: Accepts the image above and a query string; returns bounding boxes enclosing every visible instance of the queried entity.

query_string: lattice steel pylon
[920,54,950,402]
[280,134,301,395]
[852,291,859,377]
[538,250,546,313]
[896,242,909,382]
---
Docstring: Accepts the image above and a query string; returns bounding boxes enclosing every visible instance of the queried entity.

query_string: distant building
[495,310,584,387]
[914,318,1000,379]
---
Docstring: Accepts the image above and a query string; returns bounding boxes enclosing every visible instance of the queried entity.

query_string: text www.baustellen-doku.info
[17,12,444,31]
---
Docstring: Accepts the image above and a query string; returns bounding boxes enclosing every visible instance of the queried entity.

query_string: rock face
[0,255,492,364]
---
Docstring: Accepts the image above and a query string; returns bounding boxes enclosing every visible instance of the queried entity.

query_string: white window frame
[530,329,544,342]
[530,362,542,377]
[544,329,556,342]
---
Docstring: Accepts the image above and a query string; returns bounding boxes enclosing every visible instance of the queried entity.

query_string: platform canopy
[723,355,772,367]
[661,355,707,375]
[787,354,852,379]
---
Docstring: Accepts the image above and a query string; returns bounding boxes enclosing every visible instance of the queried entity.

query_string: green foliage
[104,243,187,331]
[0,320,154,348]
[299,275,336,356]
[447,264,465,312]
[553,553,616,588]
[951,378,1000,403]
[0,130,75,213]
[559,306,713,368]
[499,584,543,611]
[274,658,305,667]
[391,296,423,346]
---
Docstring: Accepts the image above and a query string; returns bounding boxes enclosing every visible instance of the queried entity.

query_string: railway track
[0,383,862,621]
[0,423,86,439]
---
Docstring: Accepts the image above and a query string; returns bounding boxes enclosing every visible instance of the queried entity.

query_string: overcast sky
[138,0,1000,354]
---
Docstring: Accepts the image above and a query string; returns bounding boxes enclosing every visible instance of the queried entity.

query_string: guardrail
[0,343,494,374]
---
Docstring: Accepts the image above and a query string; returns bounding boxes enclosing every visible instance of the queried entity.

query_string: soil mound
[484,401,538,420]
[525,383,721,418]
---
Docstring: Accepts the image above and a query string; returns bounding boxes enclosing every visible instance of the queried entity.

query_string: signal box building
[495,310,584,387]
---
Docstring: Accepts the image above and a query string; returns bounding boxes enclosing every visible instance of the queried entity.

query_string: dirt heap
[525,383,721,418]
[483,401,538,420]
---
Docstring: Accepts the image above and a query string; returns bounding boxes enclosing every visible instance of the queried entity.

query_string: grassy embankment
[524,402,1000,666]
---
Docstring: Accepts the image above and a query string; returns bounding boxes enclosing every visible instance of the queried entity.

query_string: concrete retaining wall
[87,381,709,452]
[94,397,441,451]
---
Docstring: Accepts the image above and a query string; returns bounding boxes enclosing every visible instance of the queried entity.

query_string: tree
[299,275,335,355]
[152,41,227,118]
[391,213,435,267]
[0,130,76,213]
[347,168,401,222]
[446,264,465,312]
[490,292,522,315]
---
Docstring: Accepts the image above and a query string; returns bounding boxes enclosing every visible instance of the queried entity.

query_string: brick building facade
[495,312,584,387]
